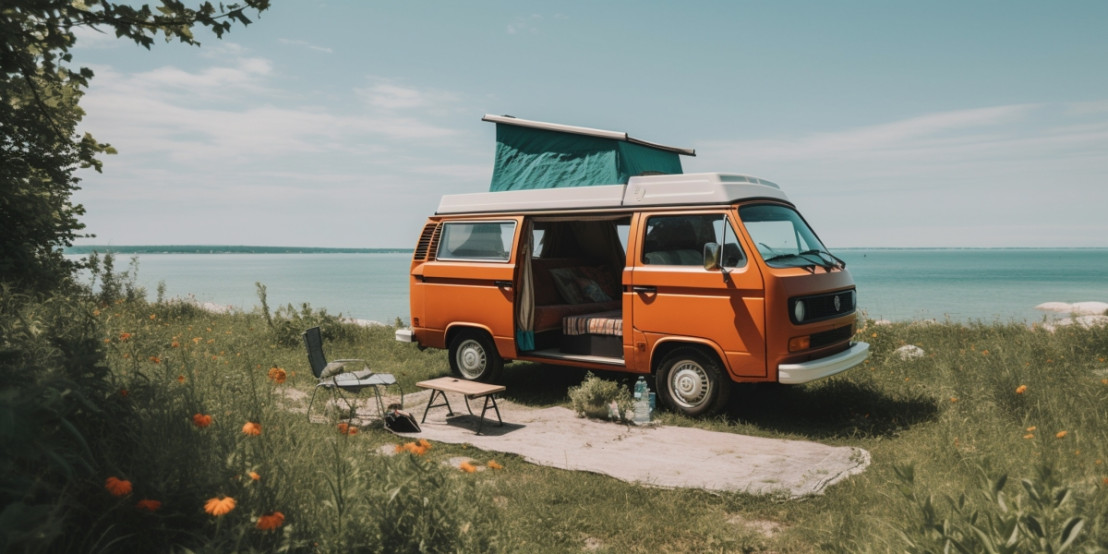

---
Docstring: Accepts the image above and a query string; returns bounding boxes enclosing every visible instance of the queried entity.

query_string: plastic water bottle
[633,376,650,423]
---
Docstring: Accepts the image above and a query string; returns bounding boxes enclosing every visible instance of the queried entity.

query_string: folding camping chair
[303,327,402,421]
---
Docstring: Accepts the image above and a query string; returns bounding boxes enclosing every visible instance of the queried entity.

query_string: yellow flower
[1056,430,1068,439]
[204,496,236,516]
[487,460,503,470]
[242,421,262,436]
[104,476,132,497]
[1015,385,1028,395]
[248,471,261,481]
[135,499,162,512]
[256,511,285,531]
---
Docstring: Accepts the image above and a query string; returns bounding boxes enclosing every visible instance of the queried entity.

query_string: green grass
[4,292,1107,552]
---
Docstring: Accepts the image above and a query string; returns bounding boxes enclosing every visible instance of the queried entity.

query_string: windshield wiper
[798,249,846,270]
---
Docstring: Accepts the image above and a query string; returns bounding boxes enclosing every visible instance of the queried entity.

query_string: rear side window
[436,221,516,261]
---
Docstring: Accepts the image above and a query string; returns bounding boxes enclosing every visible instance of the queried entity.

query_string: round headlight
[793,300,806,323]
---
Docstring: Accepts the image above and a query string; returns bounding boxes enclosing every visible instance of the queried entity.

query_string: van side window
[437,221,515,261]
[642,214,745,267]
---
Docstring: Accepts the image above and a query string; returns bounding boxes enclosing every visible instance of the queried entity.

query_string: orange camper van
[395,115,869,416]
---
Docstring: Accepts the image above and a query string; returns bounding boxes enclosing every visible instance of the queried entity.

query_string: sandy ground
[333,389,870,498]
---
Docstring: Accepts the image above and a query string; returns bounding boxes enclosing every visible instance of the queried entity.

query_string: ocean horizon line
[65,245,413,255]
[65,245,1108,255]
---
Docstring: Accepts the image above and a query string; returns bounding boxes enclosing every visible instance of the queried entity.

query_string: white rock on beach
[1035,301,1108,316]
[894,345,926,360]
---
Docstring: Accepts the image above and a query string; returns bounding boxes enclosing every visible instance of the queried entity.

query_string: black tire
[448,330,503,382]
[655,346,731,417]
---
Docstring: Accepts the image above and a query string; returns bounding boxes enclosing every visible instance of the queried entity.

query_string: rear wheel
[448,330,503,382]
[655,347,731,416]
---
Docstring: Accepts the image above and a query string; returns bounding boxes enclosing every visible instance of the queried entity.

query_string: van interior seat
[530,257,622,332]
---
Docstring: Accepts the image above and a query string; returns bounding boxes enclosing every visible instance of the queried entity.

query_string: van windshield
[739,204,842,270]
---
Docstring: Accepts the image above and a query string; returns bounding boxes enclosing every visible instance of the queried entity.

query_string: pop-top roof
[483,115,695,192]
[437,173,788,214]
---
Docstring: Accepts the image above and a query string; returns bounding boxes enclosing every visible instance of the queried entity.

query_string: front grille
[789,289,856,325]
[810,324,855,349]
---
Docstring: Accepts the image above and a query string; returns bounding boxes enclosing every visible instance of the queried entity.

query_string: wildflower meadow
[2,261,1106,552]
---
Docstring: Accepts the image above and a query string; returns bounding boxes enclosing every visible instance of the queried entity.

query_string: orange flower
[192,413,212,428]
[192,337,202,344]
[487,460,503,470]
[459,461,477,473]
[1015,385,1028,395]
[149,314,157,320]
[267,366,287,384]
[204,496,236,516]
[337,422,358,435]
[397,442,429,456]
[256,511,285,531]
[1056,430,1068,439]
[119,332,132,341]
[171,340,180,348]
[177,375,186,383]
[242,421,262,436]
[149,356,161,363]
[135,499,162,512]
[1024,434,1034,439]
[119,389,129,397]
[105,476,132,496]
[248,471,261,481]
[1026,426,1037,432]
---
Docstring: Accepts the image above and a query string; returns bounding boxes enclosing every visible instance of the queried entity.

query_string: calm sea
[70,249,1107,324]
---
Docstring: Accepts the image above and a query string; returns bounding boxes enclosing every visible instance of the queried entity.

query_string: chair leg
[307,387,320,421]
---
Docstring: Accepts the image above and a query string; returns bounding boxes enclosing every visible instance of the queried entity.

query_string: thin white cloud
[278,38,333,54]
[507,14,543,35]
[357,79,459,112]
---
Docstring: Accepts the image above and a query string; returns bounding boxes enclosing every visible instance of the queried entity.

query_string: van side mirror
[703,242,721,271]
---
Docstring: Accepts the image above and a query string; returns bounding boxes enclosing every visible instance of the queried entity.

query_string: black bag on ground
[384,409,421,433]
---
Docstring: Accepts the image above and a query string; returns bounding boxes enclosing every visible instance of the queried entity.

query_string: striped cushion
[563,310,623,337]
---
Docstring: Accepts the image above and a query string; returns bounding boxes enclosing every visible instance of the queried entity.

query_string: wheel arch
[649,338,732,381]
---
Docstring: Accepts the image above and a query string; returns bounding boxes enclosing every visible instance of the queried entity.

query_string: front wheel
[655,347,731,417]
[448,330,503,382]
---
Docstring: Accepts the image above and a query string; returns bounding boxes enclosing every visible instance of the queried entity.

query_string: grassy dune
[3,290,1106,552]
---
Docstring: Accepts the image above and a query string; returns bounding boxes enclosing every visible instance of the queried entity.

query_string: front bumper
[777,342,870,384]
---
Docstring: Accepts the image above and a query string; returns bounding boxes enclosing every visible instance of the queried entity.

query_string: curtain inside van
[514,220,535,351]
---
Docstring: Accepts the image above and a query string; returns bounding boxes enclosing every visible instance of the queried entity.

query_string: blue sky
[70,1,1108,248]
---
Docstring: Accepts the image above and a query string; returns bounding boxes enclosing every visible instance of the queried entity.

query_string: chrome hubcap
[671,361,709,408]
[457,340,486,379]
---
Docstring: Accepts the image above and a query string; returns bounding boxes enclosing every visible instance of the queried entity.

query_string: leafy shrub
[256,282,354,347]
[568,372,633,421]
[895,463,1102,553]
[0,288,123,552]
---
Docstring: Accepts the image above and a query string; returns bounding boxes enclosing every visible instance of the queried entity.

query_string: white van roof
[436,173,789,215]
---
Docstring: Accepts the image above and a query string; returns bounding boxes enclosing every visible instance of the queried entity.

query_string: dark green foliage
[0,290,123,552]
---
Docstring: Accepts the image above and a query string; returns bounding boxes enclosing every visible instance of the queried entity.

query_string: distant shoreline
[65,245,1107,255]
[65,245,413,255]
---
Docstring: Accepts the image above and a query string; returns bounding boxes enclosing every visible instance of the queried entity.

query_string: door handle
[632,286,656,294]
[494,280,513,289]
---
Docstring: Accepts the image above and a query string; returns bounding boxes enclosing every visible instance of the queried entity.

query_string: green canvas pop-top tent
[483,115,695,192]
